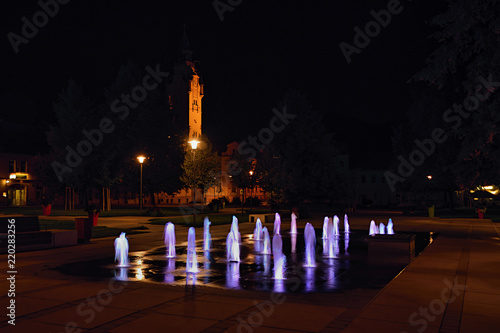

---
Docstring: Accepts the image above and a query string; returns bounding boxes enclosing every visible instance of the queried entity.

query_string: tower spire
[178,24,192,61]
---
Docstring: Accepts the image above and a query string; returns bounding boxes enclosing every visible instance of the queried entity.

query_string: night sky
[1,0,447,166]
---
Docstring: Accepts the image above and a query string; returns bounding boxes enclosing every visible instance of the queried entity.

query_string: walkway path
[1,213,499,332]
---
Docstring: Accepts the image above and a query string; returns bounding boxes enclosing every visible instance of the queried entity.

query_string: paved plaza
[1,211,500,332]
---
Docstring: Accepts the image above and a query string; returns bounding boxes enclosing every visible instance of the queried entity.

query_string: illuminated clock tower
[167,26,203,141]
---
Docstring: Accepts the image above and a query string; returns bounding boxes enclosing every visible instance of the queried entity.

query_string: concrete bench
[368,233,415,253]
[249,213,275,223]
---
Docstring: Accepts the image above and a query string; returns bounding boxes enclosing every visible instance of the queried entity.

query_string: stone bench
[368,233,416,265]
[249,213,275,223]
[0,216,78,253]
[368,233,416,253]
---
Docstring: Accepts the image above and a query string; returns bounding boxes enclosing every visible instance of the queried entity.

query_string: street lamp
[137,155,146,213]
[249,170,254,212]
[188,140,199,225]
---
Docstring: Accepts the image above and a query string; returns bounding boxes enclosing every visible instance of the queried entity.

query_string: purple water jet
[369,220,379,236]
[114,232,129,267]
[262,227,271,254]
[164,222,176,258]
[186,227,198,273]
[273,213,281,235]
[387,218,394,234]
[304,222,316,267]
[290,212,297,234]
[204,217,211,251]
[272,233,286,279]
[344,214,350,233]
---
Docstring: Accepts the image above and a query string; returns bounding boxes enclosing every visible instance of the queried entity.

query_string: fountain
[254,218,263,241]
[291,233,297,253]
[326,233,339,258]
[272,233,286,279]
[262,227,271,254]
[344,214,350,233]
[369,220,379,236]
[387,218,394,234]
[379,223,386,234]
[226,229,240,262]
[333,215,340,237]
[322,216,329,239]
[231,216,241,243]
[273,213,281,235]
[304,222,316,267]
[114,232,129,267]
[186,227,198,273]
[290,212,297,234]
[164,222,176,258]
[204,217,211,251]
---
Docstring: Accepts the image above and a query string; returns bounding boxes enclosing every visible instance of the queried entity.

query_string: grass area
[38,219,149,238]
[149,213,251,228]
[404,207,500,222]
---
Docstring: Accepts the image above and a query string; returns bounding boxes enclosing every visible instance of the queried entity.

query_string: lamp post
[249,170,254,212]
[188,140,199,225]
[137,156,146,213]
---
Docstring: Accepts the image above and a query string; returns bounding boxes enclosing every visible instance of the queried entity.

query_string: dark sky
[1,0,447,164]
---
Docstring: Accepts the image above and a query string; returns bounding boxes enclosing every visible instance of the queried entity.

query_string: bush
[146,206,163,217]
[245,197,261,206]
[232,197,242,205]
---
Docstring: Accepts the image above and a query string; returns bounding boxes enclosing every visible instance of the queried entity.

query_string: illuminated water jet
[186,227,198,273]
[164,222,176,258]
[290,212,297,234]
[114,232,129,267]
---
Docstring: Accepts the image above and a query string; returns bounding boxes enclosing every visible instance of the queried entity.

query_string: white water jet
[273,213,281,235]
[254,218,263,241]
[322,216,329,239]
[304,222,316,267]
[344,214,350,233]
[164,222,176,258]
[333,215,340,237]
[326,235,339,258]
[369,220,379,236]
[387,218,394,234]
[262,227,271,254]
[290,212,297,234]
[291,233,297,253]
[272,233,286,279]
[379,223,386,234]
[204,217,211,251]
[226,230,240,262]
[186,227,198,273]
[114,232,129,267]
[231,216,241,243]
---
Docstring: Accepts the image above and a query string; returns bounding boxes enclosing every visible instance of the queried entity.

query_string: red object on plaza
[88,212,99,226]
[42,205,52,216]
